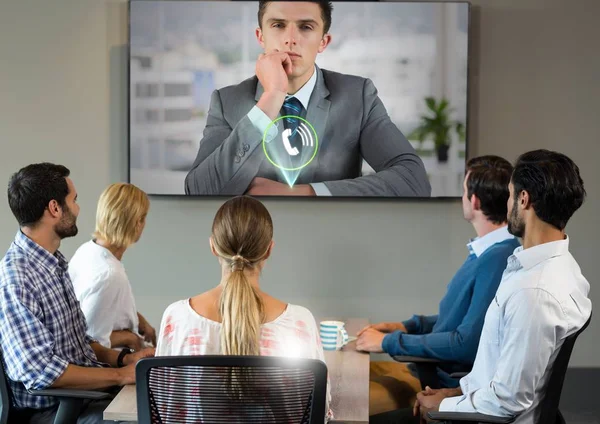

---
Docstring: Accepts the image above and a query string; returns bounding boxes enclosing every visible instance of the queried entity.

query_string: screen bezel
[126,0,472,201]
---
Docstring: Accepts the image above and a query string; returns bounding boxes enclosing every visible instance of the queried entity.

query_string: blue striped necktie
[281,96,305,138]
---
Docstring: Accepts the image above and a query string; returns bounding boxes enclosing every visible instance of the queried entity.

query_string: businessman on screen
[184,0,431,197]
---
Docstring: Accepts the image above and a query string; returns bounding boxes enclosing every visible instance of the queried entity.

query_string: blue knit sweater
[382,238,521,386]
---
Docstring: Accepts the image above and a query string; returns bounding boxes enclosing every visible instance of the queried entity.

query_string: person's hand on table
[357,322,407,336]
[118,347,155,385]
[123,346,155,366]
[246,177,315,196]
[355,328,385,353]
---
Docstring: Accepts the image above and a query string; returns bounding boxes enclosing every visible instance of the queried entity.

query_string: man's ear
[256,27,265,49]
[520,190,532,210]
[318,33,332,53]
[46,199,62,219]
[470,193,481,212]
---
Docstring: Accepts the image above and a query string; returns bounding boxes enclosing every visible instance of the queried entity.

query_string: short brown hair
[258,0,334,34]
[466,155,513,224]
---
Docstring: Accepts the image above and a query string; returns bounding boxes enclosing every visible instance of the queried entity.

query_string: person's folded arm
[184,90,270,196]
[110,330,142,350]
[321,78,431,197]
[385,253,509,361]
[383,314,481,362]
[439,288,567,417]
[54,340,157,390]
[89,342,120,368]
[402,314,439,334]
[50,364,125,390]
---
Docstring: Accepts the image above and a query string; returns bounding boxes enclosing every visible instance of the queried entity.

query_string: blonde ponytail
[218,254,266,401]
[219,256,264,356]
[211,196,273,358]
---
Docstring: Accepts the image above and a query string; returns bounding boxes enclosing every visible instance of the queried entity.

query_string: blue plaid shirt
[0,231,103,410]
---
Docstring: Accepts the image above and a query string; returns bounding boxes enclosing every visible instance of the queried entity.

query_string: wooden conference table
[104,318,370,423]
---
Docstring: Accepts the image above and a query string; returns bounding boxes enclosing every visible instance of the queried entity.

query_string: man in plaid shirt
[0,163,154,423]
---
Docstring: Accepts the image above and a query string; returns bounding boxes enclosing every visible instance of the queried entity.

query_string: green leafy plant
[409,97,465,162]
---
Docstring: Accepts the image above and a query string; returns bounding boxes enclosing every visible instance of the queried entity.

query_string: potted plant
[409,97,465,163]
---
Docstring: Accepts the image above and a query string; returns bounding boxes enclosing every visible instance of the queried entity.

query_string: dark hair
[258,0,333,34]
[511,149,585,231]
[7,163,71,227]
[466,155,513,224]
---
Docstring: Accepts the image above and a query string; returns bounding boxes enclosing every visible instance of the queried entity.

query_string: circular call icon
[262,115,319,172]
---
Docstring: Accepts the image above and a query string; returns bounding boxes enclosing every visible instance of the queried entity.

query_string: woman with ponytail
[156,196,331,420]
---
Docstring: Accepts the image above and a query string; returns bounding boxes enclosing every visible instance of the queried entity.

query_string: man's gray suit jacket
[185,67,431,197]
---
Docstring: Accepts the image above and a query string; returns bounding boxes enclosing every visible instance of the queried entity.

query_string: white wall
[0,0,598,366]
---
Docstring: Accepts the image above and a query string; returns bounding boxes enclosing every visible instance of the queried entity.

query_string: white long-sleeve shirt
[440,237,591,423]
[68,240,139,348]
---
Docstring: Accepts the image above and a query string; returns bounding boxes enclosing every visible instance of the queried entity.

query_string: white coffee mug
[320,320,349,351]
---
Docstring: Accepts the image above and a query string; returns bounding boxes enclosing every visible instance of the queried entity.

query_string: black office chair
[136,355,328,424]
[428,312,592,424]
[0,350,110,424]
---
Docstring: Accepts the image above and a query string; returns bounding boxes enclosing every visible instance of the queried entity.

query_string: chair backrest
[537,312,592,424]
[0,350,12,424]
[136,355,328,424]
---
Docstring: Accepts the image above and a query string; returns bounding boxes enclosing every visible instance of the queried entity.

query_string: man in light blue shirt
[358,156,519,418]
[415,150,592,424]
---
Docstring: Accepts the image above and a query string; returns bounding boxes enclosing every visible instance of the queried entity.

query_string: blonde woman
[156,196,331,421]
[69,183,156,353]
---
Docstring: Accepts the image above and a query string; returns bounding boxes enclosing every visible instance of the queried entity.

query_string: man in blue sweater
[357,155,521,416]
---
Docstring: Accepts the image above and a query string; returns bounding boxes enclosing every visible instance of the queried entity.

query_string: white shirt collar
[467,226,515,257]
[287,66,317,110]
[510,236,570,271]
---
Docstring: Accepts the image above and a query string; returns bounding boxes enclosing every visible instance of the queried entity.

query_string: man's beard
[55,206,78,239]
[507,201,525,238]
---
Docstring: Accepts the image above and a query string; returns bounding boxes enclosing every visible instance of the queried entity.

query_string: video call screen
[129,1,469,197]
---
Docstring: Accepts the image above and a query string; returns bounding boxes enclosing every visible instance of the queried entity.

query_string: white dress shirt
[68,240,139,348]
[247,66,331,196]
[467,226,514,257]
[439,237,592,423]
